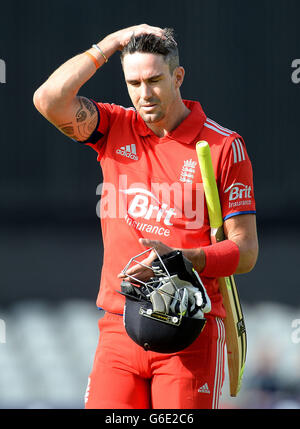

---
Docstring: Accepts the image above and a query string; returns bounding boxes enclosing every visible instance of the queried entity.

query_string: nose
[140,82,152,101]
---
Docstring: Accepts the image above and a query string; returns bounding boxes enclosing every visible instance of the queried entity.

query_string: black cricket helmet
[118,248,211,353]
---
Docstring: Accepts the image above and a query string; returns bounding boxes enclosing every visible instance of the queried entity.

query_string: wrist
[182,248,206,273]
[91,44,108,63]
[98,33,121,56]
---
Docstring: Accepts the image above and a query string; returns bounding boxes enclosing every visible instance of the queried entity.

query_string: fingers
[133,24,166,39]
[139,238,156,247]
[139,238,173,256]
[117,263,139,279]
[117,238,173,281]
[117,247,156,281]
[118,24,166,50]
[139,238,165,248]
[117,262,153,282]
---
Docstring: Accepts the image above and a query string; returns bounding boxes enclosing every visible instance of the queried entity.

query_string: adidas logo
[198,383,210,394]
[116,144,138,160]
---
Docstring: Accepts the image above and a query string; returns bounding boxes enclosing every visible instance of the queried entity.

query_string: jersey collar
[136,100,207,144]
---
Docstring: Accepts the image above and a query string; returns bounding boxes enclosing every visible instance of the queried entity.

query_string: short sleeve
[78,101,115,158]
[219,136,256,221]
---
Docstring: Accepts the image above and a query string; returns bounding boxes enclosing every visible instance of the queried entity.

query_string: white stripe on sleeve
[237,138,245,161]
[232,139,246,163]
[232,141,237,163]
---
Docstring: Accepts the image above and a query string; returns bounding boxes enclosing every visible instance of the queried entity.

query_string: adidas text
[116,144,138,160]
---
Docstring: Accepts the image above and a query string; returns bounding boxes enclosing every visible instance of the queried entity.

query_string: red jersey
[83,100,256,318]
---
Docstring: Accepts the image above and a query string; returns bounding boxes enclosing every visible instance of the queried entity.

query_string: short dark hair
[120,28,179,74]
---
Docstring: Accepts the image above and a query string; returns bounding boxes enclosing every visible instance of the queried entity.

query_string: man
[33,24,258,409]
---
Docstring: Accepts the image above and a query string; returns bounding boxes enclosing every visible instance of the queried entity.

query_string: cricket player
[33,24,259,409]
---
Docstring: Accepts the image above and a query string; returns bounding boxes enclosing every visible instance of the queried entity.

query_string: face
[122,52,184,124]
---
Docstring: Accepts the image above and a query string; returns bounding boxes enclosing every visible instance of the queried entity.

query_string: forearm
[182,248,206,273]
[33,34,119,113]
[182,242,238,278]
[36,53,97,107]
[226,235,258,274]
[183,237,257,278]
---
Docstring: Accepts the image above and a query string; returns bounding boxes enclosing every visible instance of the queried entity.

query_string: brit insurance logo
[225,182,252,209]
[116,144,139,160]
[96,175,205,234]
[121,188,175,238]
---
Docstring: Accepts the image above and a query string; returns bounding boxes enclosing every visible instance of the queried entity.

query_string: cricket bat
[196,140,247,397]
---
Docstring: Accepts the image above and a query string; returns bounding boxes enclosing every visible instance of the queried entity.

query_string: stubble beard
[138,103,165,124]
[140,111,164,124]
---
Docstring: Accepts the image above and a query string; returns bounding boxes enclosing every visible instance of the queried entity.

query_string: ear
[174,66,185,89]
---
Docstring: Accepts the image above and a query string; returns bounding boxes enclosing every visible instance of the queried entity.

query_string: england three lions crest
[179,159,197,183]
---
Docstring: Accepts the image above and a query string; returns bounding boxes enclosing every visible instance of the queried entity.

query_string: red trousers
[85,312,225,409]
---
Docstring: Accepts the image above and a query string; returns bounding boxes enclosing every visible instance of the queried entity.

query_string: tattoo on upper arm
[58,96,98,141]
[59,122,76,139]
[76,98,88,123]
[87,116,98,132]
[82,97,96,116]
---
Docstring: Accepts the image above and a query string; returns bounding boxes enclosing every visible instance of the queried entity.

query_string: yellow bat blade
[196,140,247,397]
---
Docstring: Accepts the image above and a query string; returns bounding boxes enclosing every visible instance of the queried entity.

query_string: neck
[146,100,190,138]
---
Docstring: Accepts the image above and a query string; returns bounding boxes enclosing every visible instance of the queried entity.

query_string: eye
[129,81,140,87]
[150,78,160,83]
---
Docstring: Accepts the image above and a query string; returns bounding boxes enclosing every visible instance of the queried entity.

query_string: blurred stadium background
[0,0,299,409]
